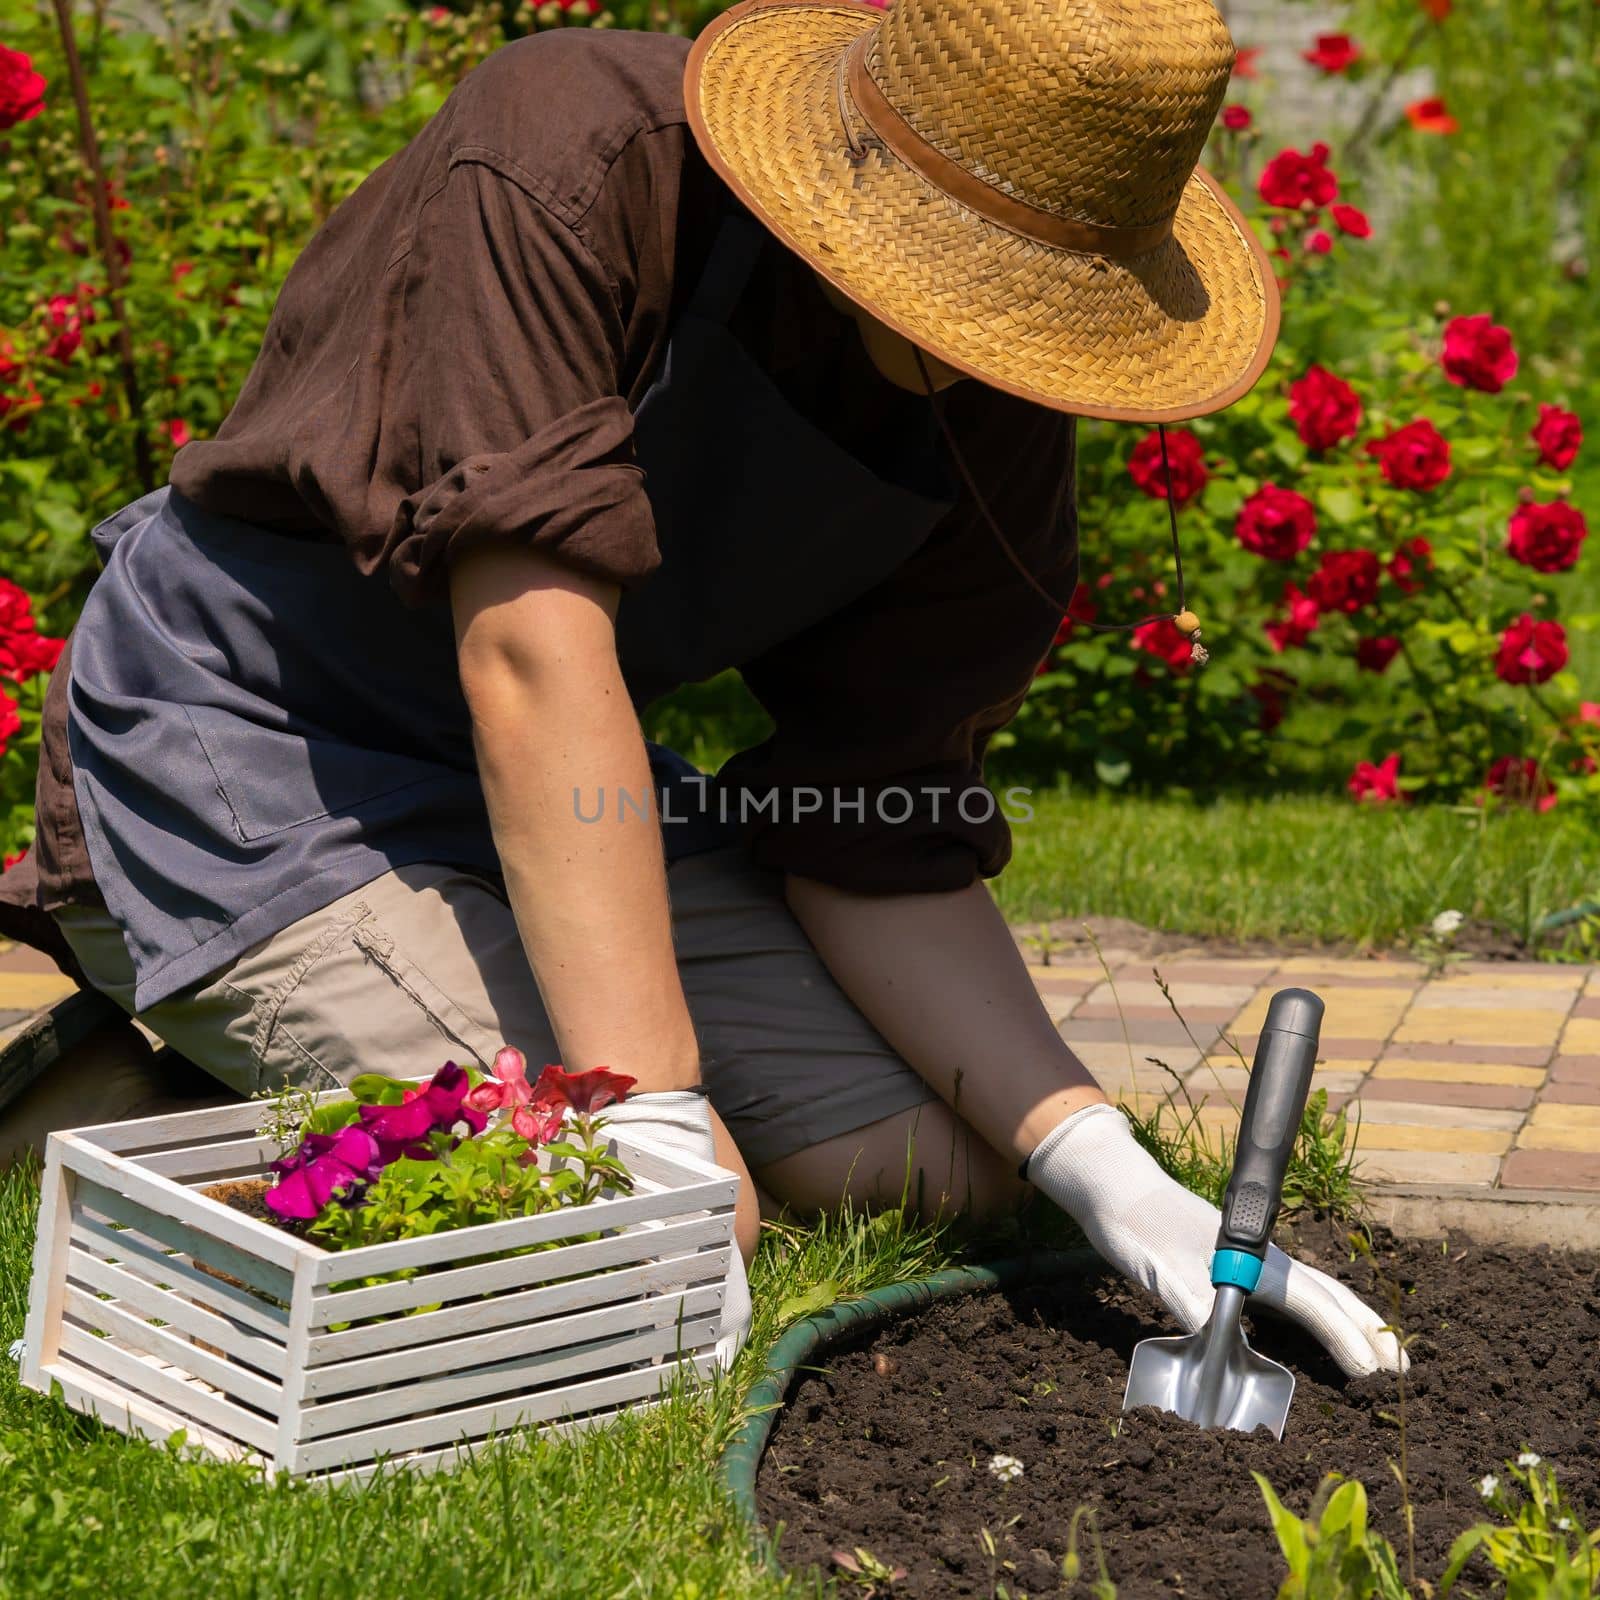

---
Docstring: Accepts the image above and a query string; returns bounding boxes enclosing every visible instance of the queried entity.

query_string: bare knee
[755,1101,1027,1225]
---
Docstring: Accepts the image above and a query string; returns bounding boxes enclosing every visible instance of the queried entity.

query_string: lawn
[996,786,1600,955]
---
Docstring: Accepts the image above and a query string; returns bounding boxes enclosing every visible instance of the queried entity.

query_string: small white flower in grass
[988,1454,1024,1484]
[1557,1517,1574,1533]
[1431,909,1465,938]
[1479,1475,1500,1499]
[1517,1451,1541,1468]
[6,1338,23,1367]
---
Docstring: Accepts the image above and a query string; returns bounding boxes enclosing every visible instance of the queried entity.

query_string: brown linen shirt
[10,28,1077,954]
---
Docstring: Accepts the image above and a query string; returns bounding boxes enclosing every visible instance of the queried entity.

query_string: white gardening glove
[600,1089,752,1370]
[1026,1102,1404,1377]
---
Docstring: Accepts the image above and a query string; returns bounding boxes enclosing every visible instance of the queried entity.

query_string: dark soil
[758,1226,1600,1597]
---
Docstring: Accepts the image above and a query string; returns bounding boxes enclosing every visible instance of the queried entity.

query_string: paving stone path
[1026,952,1600,1196]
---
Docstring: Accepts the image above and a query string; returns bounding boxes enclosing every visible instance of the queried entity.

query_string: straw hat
[685,0,1281,422]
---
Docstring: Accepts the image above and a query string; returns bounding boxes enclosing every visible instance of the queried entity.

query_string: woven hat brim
[686,0,1281,422]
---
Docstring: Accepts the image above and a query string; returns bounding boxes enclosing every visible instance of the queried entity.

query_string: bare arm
[450,542,698,1090]
[784,875,1107,1163]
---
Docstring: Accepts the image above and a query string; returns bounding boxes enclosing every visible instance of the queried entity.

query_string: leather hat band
[844,34,1175,261]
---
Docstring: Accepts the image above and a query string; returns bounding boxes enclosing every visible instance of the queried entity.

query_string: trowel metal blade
[1122,1326,1296,1439]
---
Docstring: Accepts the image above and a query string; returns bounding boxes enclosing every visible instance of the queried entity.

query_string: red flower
[1308,549,1381,614]
[1505,500,1587,574]
[1495,614,1568,685]
[1289,365,1363,452]
[163,419,191,450]
[1348,753,1404,804]
[1248,673,1294,732]
[1366,419,1452,492]
[1127,428,1208,506]
[1578,702,1600,726]
[43,292,95,363]
[1232,46,1262,80]
[1406,97,1459,134]
[1259,143,1338,210]
[1441,314,1518,394]
[0,689,19,755]
[526,1062,637,1115]
[0,577,64,684]
[0,46,46,131]
[1040,584,1098,664]
[1419,0,1450,17]
[1483,756,1557,813]
[1331,204,1372,239]
[1355,636,1401,674]
[1387,536,1433,594]
[1265,582,1321,652]
[1530,404,1581,471]
[464,1044,535,1114]
[1307,230,1334,255]
[1237,485,1317,561]
[1304,34,1360,73]
[1221,105,1252,132]
[1130,617,1194,675]
[2,850,25,871]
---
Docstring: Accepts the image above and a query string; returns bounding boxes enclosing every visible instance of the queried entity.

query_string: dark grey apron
[68,213,955,1009]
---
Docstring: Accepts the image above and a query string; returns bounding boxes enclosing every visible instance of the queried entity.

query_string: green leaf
[775,1279,839,1325]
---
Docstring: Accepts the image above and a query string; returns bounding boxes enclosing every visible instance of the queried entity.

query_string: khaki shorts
[56,850,937,1170]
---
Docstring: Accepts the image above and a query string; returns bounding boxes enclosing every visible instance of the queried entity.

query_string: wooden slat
[57,1325,279,1454]
[606,1134,735,1191]
[63,1285,282,1412]
[305,1232,729,1366]
[65,1247,287,1378]
[130,1134,282,1181]
[310,1175,735,1286]
[19,1147,73,1390]
[41,1359,264,1466]
[70,1213,290,1340]
[297,1311,718,1441]
[73,1175,296,1303]
[302,1282,723,1402]
[60,1134,309,1272]
[65,1099,273,1155]
[292,1350,719,1474]
[307,1212,732,1326]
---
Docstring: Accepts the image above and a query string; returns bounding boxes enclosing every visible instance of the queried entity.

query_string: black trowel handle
[1216,988,1324,1260]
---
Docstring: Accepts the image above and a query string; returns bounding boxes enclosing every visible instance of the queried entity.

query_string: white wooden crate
[20,1096,736,1480]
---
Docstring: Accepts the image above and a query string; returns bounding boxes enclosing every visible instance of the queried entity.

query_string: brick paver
[1027,949,1600,1194]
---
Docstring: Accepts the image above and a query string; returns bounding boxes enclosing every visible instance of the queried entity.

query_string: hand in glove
[600,1089,752,1369]
[1027,1102,1403,1377]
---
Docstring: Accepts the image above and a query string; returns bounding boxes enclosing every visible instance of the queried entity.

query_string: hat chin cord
[912,348,1208,667]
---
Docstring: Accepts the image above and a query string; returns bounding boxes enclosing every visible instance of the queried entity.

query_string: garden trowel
[1121,987,1324,1440]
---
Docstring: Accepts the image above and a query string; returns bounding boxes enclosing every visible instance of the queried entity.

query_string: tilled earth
[758,1228,1600,1597]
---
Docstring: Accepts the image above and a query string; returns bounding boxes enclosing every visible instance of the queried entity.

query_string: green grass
[0,1161,952,1600]
[996,786,1600,954]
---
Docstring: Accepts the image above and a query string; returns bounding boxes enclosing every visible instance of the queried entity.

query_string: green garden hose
[718,1249,1095,1530]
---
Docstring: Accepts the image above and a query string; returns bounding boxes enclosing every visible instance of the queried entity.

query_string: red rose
[1530,404,1581,471]
[1483,756,1556,813]
[1505,500,1587,574]
[1289,366,1363,452]
[1037,584,1097,668]
[42,287,95,364]
[1265,582,1321,652]
[1233,47,1262,80]
[1355,635,1401,673]
[1495,614,1568,685]
[1308,549,1380,614]
[1366,419,1452,492]
[2,850,24,871]
[1419,0,1450,17]
[1441,314,1518,393]
[1131,617,1194,675]
[1237,485,1317,561]
[1348,753,1404,804]
[0,45,46,131]
[1406,97,1459,134]
[1127,428,1208,507]
[1387,536,1433,594]
[164,418,192,450]
[1221,105,1252,131]
[1248,673,1293,732]
[1304,35,1360,73]
[1331,204,1372,239]
[1306,230,1334,255]
[1259,143,1338,210]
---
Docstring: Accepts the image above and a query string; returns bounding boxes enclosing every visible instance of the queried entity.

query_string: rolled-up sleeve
[721,423,1078,893]
[382,156,659,605]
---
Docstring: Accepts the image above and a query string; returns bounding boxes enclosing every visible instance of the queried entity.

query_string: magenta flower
[265,1125,382,1221]
[358,1061,487,1162]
